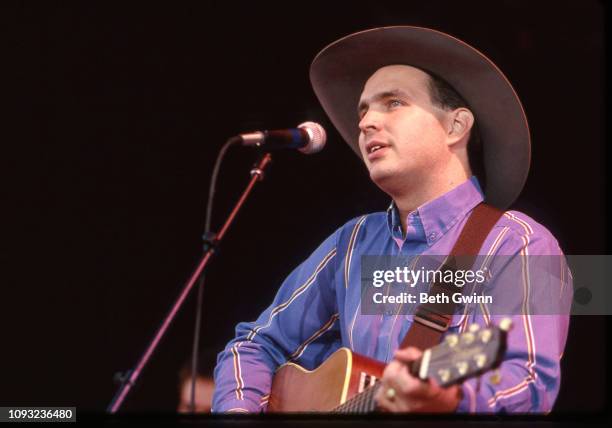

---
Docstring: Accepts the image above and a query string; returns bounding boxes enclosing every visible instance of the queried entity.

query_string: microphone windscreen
[298,121,327,154]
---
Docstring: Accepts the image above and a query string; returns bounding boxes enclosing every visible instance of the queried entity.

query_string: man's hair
[425,70,486,190]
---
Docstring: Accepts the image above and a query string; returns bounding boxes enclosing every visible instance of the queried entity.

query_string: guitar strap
[398,203,504,351]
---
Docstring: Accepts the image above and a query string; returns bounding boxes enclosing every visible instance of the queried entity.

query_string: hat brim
[310,26,530,209]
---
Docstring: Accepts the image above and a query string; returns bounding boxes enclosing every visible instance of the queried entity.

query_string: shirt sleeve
[456,224,573,413]
[211,230,341,413]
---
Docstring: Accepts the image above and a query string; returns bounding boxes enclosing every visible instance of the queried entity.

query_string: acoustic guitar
[268,319,511,412]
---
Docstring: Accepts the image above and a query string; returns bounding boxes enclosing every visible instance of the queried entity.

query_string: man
[212,26,572,413]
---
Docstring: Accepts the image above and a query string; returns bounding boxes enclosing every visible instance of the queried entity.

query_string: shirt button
[428,232,437,240]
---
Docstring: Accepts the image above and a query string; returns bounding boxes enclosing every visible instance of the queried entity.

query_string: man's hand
[374,347,463,413]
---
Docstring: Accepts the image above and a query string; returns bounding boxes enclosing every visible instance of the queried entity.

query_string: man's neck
[393,174,471,235]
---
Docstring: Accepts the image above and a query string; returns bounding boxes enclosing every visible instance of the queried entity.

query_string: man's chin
[369,168,396,189]
[369,167,414,196]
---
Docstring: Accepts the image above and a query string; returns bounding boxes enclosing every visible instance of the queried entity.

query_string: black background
[2,0,607,416]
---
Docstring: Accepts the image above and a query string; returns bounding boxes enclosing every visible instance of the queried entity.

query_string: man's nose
[358,110,383,134]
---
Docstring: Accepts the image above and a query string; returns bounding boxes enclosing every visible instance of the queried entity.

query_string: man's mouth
[365,141,390,160]
[365,140,389,154]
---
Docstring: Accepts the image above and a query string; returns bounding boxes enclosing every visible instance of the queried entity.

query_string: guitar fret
[358,389,367,413]
[358,392,366,413]
[370,384,380,412]
[358,388,366,413]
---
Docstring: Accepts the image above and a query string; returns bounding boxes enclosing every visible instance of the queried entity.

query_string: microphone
[237,121,326,154]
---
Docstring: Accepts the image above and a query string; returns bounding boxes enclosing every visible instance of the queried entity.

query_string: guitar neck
[332,360,420,413]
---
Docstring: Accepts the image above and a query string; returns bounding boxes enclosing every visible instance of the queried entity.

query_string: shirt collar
[386,176,485,245]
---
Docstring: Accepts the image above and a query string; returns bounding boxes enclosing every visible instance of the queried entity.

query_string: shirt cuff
[212,398,260,414]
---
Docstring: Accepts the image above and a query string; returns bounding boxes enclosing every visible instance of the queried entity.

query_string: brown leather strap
[399,203,504,351]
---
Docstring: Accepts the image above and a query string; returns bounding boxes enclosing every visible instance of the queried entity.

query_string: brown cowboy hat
[310,26,530,209]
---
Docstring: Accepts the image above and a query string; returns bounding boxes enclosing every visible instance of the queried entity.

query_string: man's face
[358,65,452,191]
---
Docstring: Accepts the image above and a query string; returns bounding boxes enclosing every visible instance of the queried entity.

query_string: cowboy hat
[310,26,530,209]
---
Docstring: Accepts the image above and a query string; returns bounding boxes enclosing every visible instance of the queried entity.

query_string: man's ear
[448,108,474,146]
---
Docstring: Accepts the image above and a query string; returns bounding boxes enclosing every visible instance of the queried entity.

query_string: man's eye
[388,99,403,108]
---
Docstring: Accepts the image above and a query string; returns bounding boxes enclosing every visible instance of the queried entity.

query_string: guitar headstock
[413,318,511,387]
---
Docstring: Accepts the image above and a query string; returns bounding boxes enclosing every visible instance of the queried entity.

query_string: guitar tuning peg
[445,334,459,347]
[489,369,502,385]
[455,361,468,376]
[499,318,513,332]
[479,329,492,343]
[468,323,480,333]
[461,332,475,345]
[438,368,451,383]
[473,353,487,368]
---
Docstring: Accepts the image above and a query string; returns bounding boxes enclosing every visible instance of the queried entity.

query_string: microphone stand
[107,152,273,414]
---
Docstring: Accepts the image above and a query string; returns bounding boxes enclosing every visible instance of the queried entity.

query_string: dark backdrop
[2,0,606,415]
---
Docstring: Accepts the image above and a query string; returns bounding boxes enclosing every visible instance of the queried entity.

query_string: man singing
[211,26,572,413]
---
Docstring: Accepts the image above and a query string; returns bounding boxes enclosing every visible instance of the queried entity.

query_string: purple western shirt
[212,177,572,413]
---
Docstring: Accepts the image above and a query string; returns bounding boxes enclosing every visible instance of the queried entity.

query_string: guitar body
[268,348,384,412]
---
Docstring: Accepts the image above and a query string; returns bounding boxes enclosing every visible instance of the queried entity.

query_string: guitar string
[333,380,379,413]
